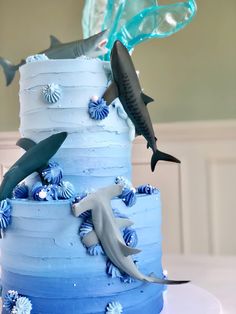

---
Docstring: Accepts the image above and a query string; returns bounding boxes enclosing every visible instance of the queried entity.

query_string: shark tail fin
[146,273,189,285]
[151,149,180,172]
[0,57,21,86]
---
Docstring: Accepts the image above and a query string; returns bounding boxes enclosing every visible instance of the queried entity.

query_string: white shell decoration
[106,301,123,314]
[42,83,62,104]
[26,53,49,63]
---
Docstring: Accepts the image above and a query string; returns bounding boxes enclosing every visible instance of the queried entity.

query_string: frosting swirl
[3,290,19,312]
[41,161,63,185]
[88,97,109,120]
[12,296,32,314]
[12,183,29,199]
[120,188,137,207]
[31,182,58,201]
[106,301,123,314]
[87,244,104,256]
[136,184,159,195]
[26,53,48,63]
[0,200,11,232]
[123,227,138,248]
[58,181,75,199]
[42,83,62,104]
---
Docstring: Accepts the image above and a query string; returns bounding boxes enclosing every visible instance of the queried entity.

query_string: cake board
[161,283,222,314]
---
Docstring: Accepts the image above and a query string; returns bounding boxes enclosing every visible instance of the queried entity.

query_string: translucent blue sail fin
[116,0,197,50]
[82,0,197,60]
[82,0,108,38]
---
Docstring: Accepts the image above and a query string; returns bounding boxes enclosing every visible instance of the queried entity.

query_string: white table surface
[162,255,236,314]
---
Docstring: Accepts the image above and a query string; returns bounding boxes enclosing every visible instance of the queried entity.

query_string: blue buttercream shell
[0,200,11,230]
[26,53,48,63]
[31,182,58,201]
[41,161,63,185]
[88,97,109,120]
[120,188,137,207]
[123,227,138,248]
[42,83,62,104]
[58,181,75,199]
[115,176,132,189]
[106,260,123,279]
[12,183,29,199]
[3,290,19,312]
[79,219,94,239]
[87,244,104,256]
[106,301,123,314]
[13,296,32,314]
[136,184,159,195]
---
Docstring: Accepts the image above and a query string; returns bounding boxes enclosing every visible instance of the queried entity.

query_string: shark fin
[101,184,123,199]
[0,57,21,86]
[49,35,61,48]
[118,241,141,257]
[115,218,134,229]
[72,196,94,217]
[151,149,181,172]
[103,82,119,105]
[82,230,99,247]
[147,137,157,149]
[141,92,154,105]
[16,138,36,151]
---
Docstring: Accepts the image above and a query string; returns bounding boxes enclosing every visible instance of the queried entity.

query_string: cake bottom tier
[1,193,164,314]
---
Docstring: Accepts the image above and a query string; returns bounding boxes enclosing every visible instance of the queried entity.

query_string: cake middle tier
[19,58,133,192]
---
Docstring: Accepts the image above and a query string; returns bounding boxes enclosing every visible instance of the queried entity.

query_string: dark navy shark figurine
[103,40,180,172]
[0,132,67,201]
[0,30,108,86]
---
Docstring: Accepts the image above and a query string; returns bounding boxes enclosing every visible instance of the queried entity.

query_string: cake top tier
[19,57,133,193]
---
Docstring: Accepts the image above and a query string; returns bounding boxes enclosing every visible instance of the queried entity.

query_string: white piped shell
[42,83,62,104]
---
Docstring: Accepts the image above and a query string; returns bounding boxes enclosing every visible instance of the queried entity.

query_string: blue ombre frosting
[1,194,164,314]
[0,58,166,314]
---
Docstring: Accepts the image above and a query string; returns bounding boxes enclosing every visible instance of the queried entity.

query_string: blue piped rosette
[136,184,159,195]
[31,182,58,201]
[106,301,123,314]
[115,176,137,207]
[12,182,29,199]
[41,161,63,185]
[88,96,109,120]
[3,290,32,314]
[0,199,12,237]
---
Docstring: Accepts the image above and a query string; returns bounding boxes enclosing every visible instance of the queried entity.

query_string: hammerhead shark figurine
[0,132,67,201]
[72,184,188,285]
[0,30,108,86]
[103,41,180,172]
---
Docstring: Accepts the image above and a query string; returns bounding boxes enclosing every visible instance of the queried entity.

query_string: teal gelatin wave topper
[82,0,197,60]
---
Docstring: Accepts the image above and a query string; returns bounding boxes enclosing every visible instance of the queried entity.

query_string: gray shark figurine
[0,30,108,86]
[103,40,180,172]
[72,184,188,285]
[0,132,67,201]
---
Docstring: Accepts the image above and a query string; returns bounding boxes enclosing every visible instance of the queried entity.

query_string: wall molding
[0,131,19,148]
[134,119,236,142]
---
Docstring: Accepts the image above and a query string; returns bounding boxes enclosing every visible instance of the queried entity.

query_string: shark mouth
[98,39,108,54]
